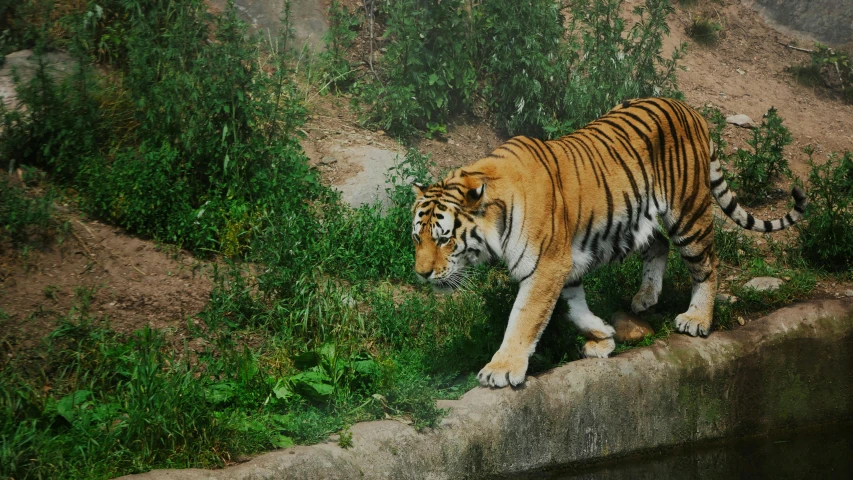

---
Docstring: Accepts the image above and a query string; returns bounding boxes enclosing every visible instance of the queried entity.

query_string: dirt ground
[0,200,212,352]
[2,0,852,354]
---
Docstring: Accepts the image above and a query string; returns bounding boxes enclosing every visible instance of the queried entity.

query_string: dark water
[535,427,853,480]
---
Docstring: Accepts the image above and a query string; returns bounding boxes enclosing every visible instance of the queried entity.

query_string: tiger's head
[411,177,492,292]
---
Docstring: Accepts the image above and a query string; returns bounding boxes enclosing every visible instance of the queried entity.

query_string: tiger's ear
[412,182,427,197]
[465,183,485,209]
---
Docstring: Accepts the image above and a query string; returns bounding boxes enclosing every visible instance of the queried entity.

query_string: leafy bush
[0,175,54,245]
[1,0,319,253]
[686,16,722,46]
[0,313,251,478]
[359,0,477,137]
[320,0,360,93]
[798,148,853,271]
[790,44,853,104]
[358,0,684,138]
[729,107,792,205]
[548,0,684,137]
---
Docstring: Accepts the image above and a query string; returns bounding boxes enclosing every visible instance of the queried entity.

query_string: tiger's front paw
[631,286,660,313]
[582,337,615,358]
[477,351,528,388]
[675,312,712,337]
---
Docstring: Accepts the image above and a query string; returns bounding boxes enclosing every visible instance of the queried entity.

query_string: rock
[611,311,654,343]
[329,145,407,211]
[318,156,337,166]
[207,0,328,53]
[845,290,853,297]
[752,0,853,46]
[726,114,756,129]
[744,277,784,292]
[737,316,746,326]
[1,49,76,110]
[736,68,746,75]
[716,293,739,304]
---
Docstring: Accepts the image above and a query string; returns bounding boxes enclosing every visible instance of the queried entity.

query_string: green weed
[319,0,360,93]
[686,17,723,46]
[730,107,793,206]
[790,44,853,104]
[788,64,823,88]
[356,0,684,138]
[797,148,853,271]
[1,0,319,253]
[0,174,54,246]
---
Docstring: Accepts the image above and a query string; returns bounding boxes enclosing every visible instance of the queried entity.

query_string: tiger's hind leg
[631,230,669,313]
[561,281,615,358]
[668,210,718,337]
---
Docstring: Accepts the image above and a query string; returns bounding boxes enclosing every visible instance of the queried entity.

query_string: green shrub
[0,0,320,253]
[550,0,684,137]
[686,17,722,46]
[359,0,477,137]
[730,107,792,205]
[474,0,567,137]
[790,44,853,104]
[357,0,684,138]
[320,0,360,93]
[798,148,853,271]
[0,175,54,245]
[788,63,823,88]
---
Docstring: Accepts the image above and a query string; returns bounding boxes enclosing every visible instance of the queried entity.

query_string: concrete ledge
[123,299,853,480]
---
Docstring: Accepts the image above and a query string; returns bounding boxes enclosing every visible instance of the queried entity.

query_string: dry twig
[777,41,814,53]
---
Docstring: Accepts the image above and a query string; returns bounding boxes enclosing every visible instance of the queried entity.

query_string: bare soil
[0,200,212,353]
[2,0,853,353]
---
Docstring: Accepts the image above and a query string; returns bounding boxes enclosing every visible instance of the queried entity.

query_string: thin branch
[777,41,814,53]
[363,0,381,84]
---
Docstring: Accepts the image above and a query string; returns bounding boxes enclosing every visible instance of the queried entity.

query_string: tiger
[410,97,807,388]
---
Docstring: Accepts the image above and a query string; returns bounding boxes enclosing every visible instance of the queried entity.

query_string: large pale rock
[751,0,853,45]
[328,144,406,210]
[207,0,328,53]
[726,114,756,129]
[611,311,654,343]
[0,50,76,110]
[744,277,784,292]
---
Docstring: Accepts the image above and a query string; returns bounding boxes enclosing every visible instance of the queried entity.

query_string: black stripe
[681,244,712,264]
[763,220,773,231]
[722,199,738,217]
[590,232,602,259]
[510,241,529,275]
[672,223,713,248]
[516,239,545,283]
[745,215,755,230]
[710,177,725,189]
[502,203,515,250]
[784,213,795,225]
[580,216,595,251]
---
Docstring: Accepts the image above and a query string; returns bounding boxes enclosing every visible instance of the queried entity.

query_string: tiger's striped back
[411,97,807,389]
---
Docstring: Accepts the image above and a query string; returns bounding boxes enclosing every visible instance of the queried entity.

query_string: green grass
[686,17,723,46]
[788,64,824,87]
[0,175,55,246]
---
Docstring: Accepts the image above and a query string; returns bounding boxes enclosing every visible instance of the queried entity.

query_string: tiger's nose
[417,269,433,280]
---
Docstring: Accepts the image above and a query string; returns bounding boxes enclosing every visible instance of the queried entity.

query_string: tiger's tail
[709,141,808,232]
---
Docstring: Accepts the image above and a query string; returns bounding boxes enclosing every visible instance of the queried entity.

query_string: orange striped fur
[411,97,806,388]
